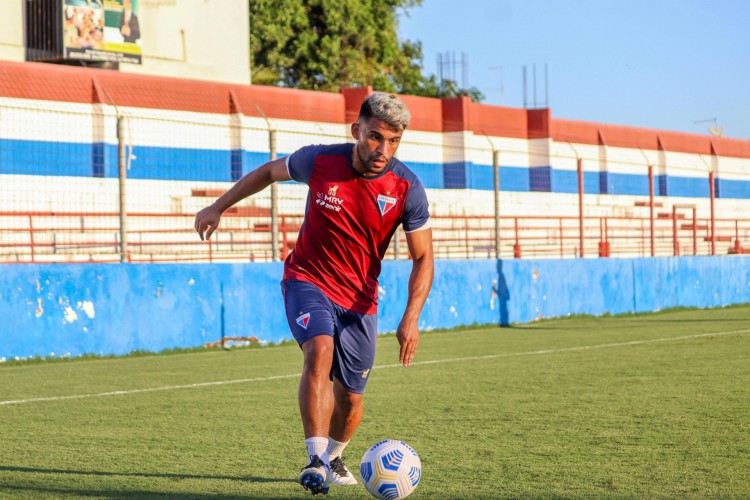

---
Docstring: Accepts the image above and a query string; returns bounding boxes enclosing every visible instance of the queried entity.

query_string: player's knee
[302,336,333,374]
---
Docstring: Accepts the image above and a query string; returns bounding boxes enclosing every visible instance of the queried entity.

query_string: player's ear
[351,121,361,140]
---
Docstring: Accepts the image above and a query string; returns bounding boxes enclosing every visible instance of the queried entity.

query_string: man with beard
[195,92,433,495]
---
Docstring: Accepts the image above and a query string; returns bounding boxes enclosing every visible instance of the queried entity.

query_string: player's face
[351,118,403,176]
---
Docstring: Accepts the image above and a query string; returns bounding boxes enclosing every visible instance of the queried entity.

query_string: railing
[2,211,749,264]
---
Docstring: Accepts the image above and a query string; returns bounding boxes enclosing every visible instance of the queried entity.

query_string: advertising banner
[63,0,142,64]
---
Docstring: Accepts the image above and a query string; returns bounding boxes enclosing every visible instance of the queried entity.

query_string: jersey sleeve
[285,145,320,184]
[402,177,431,232]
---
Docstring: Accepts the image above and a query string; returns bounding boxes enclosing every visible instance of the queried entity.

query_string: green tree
[249,0,484,101]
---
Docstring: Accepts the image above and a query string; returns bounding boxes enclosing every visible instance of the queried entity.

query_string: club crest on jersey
[377,194,397,216]
[296,312,311,329]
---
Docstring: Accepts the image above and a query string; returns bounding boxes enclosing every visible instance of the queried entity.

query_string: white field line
[1,329,748,407]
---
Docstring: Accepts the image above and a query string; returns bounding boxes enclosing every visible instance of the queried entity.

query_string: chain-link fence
[1,66,749,264]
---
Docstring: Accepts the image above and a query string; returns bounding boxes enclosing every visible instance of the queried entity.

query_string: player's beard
[357,146,389,176]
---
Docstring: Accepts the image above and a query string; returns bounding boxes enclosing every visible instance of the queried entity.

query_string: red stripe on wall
[94,71,234,114]
[0,61,95,103]
[442,96,471,133]
[233,85,345,124]
[711,137,750,159]
[552,117,750,158]
[527,109,551,140]
[468,102,530,139]
[399,94,443,133]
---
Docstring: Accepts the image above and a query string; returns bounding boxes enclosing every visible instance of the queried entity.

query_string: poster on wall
[62,0,142,64]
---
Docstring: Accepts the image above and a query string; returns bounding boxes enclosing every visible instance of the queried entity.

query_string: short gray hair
[358,92,411,131]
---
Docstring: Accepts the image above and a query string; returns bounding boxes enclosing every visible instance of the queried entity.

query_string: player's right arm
[194,157,291,241]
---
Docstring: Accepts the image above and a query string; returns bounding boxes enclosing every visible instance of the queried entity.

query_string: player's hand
[194,205,222,241]
[396,319,420,367]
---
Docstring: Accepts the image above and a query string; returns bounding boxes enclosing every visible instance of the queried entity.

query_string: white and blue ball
[360,439,422,499]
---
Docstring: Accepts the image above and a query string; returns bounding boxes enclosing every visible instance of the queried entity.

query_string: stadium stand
[1,60,749,263]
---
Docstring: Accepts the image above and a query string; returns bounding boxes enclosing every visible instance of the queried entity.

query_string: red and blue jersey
[283,143,430,314]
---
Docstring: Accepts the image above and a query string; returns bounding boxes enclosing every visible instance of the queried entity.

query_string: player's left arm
[397,227,434,367]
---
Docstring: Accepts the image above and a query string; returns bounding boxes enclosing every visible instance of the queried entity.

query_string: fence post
[733,220,742,254]
[709,170,716,256]
[464,214,470,259]
[513,217,522,258]
[28,214,36,263]
[269,130,279,261]
[493,150,501,259]
[693,207,698,255]
[672,205,679,256]
[648,164,655,257]
[598,217,610,257]
[117,116,128,263]
[577,158,584,257]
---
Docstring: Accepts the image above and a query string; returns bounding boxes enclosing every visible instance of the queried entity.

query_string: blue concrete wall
[0,263,284,360]
[1,257,749,360]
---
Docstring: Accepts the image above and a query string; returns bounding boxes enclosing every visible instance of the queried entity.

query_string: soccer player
[194,92,434,495]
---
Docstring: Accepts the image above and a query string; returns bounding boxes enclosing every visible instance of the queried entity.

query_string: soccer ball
[360,439,422,499]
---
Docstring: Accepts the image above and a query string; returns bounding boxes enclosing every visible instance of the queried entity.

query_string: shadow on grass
[0,465,305,499]
[0,486,242,499]
[0,465,294,483]
[0,485,314,499]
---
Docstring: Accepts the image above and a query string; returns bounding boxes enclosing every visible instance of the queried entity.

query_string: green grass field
[1,306,749,499]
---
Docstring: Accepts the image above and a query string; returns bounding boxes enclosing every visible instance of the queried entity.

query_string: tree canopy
[249,0,483,101]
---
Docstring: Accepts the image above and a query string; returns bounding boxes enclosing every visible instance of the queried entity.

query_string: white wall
[120,0,250,85]
[0,1,24,62]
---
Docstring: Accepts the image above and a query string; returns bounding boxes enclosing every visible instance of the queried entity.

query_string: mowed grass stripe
[2,327,748,407]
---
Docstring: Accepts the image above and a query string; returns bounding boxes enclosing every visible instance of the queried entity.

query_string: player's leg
[329,378,363,442]
[327,379,363,485]
[299,335,335,439]
[282,279,336,495]
[297,335,335,495]
[326,307,377,486]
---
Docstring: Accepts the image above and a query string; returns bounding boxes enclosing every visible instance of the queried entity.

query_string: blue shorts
[281,279,377,394]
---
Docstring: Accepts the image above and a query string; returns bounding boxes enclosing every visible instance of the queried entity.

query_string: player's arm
[397,227,434,367]
[194,157,291,241]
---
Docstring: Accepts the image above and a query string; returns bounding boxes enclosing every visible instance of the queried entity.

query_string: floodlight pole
[117,116,128,263]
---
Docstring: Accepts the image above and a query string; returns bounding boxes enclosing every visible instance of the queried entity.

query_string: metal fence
[3,209,749,263]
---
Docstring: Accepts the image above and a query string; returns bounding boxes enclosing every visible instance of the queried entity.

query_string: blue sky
[398,0,750,140]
